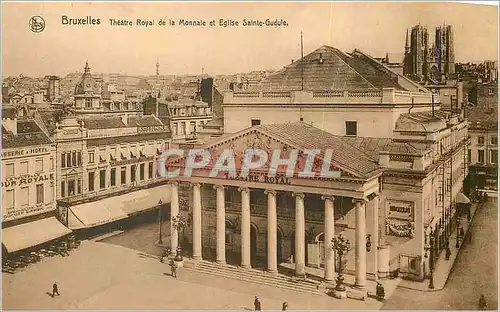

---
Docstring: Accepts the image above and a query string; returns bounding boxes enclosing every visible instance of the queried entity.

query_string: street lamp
[425,229,435,289]
[171,214,187,262]
[157,200,163,245]
[331,234,351,294]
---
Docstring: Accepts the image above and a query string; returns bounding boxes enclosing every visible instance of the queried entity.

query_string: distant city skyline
[2,2,498,78]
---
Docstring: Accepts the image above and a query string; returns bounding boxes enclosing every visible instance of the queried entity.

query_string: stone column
[239,187,251,268]
[353,198,367,290]
[293,192,306,277]
[214,185,226,264]
[170,181,179,253]
[265,189,278,274]
[322,195,335,282]
[192,183,202,261]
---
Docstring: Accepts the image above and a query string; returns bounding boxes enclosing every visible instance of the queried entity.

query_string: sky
[1,2,498,77]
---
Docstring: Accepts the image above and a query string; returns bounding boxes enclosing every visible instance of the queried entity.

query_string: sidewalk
[280,262,402,299]
[399,202,482,292]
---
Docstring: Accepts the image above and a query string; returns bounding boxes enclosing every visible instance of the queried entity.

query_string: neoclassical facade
[163,117,468,286]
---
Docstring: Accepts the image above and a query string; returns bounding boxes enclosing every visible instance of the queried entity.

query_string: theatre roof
[168,122,382,180]
[258,45,408,92]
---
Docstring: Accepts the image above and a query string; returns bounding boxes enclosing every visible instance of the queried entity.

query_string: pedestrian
[468,232,472,243]
[170,260,177,278]
[445,247,451,260]
[52,282,60,297]
[254,296,261,311]
[160,248,168,263]
[479,294,487,310]
[282,300,288,311]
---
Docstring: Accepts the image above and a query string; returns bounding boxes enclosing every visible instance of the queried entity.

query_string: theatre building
[164,45,469,288]
[2,106,71,255]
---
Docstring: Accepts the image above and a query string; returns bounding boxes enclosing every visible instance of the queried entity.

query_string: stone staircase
[183,259,326,296]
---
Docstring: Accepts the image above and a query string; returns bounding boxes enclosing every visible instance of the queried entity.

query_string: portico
[164,123,382,287]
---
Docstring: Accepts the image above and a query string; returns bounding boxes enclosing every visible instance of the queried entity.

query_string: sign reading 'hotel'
[2,147,49,158]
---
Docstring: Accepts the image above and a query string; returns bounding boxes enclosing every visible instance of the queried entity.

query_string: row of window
[4,184,51,209]
[88,162,154,191]
[477,136,498,145]
[61,151,82,168]
[469,149,498,164]
[4,158,54,177]
[172,121,208,136]
[473,149,498,164]
[60,162,154,198]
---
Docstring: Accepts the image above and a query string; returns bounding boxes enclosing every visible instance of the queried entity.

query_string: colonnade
[169,181,370,289]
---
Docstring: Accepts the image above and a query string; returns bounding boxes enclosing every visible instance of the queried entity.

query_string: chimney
[291,59,294,64]
[4,117,18,135]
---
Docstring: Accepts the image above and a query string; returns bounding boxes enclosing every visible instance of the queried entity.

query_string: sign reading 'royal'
[224,172,291,185]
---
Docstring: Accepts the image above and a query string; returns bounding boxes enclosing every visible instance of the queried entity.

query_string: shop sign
[2,146,50,159]
[1,173,55,188]
[386,200,414,221]
[3,203,54,222]
[109,156,154,167]
[137,125,168,134]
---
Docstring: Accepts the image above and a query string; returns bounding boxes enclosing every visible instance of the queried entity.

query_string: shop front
[57,184,171,238]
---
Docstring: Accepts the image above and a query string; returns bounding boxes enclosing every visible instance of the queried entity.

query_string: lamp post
[157,200,163,245]
[171,214,187,262]
[331,234,351,297]
[426,229,435,289]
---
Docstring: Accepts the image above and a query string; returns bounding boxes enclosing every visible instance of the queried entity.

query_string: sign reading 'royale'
[2,173,55,188]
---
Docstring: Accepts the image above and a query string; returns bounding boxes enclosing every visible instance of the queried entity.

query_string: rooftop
[467,107,498,130]
[395,110,458,132]
[257,45,406,92]
[2,120,52,149]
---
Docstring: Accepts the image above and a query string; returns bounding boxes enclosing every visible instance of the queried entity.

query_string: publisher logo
[29,16,45,33]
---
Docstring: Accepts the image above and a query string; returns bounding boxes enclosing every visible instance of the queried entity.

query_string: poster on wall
[386,200,415,238]
[386,200,414,221]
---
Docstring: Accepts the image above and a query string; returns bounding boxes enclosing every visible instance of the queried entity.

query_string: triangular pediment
[166,126,370,180]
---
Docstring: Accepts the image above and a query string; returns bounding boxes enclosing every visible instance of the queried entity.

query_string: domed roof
[74,62,100,95]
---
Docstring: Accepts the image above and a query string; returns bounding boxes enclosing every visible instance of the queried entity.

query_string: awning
[2,217,72,253]
[67,185,171,229]
[120,185,171,215]
[456,193,471,204]
[68,199,128,230]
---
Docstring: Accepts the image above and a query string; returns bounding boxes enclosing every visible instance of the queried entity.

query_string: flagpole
[301,31,304,91]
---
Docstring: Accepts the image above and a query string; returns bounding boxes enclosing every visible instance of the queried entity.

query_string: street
[382,197,498,310]
[2,238,385,310]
